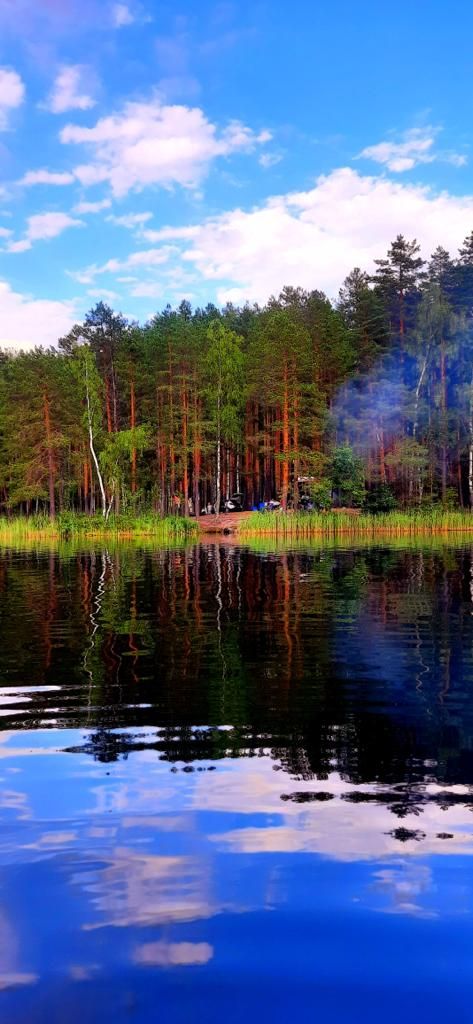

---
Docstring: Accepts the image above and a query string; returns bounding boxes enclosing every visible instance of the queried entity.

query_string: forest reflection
[1,542,473,798]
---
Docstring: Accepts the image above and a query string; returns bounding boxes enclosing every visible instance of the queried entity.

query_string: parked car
[256,499,281,512]
[223,493,244,512]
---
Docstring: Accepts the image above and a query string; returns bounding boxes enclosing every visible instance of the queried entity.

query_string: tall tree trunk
[469,371,473,510]
[293,390,299,511]
[216,393,221,514]
[110,355,118,432]
[193,389,201,518]
[168,344,175,507]
[182,387,189,516]
[43,391,56,519]
[440,339,447,503]
[130,377,137,494]
[377,422,386,484]
[412,350,430,503]
[282,365,289,509]
[85,359,107,517]
[83,458,89,514]
[156,387,165,515]
[105,377,113,434]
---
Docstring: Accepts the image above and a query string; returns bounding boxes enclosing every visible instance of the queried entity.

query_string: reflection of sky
[1,728,473,1020]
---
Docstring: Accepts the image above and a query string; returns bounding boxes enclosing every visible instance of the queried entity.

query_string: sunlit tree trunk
[469,373,473,509]
[293,389,299,511]
[43,391,56,519]
[282,365,289,509]
[182,387,189,516]
[130,376,137,495]
[440,339,447,502]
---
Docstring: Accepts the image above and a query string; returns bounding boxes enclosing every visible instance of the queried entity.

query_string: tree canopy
[3,232,473,516]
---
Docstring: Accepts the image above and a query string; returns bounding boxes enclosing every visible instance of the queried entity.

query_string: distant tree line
[3,231,473,517]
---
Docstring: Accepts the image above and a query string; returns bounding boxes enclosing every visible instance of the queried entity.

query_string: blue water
[0,543,472,1022]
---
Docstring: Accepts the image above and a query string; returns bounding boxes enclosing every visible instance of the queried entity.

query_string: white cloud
[45,66,96,114]
[26,211,83,241]
[141,225,199,243]
[359,127,467,173]
[445,152,468,168]
[259,152,283,168]
[7,211,83,252]
[101,246,176,274]
[73,198,111,214]
[67,268,96,286]
[0,67,25,130]
[6,240,31,253]
[107,211,153,228]
[0,280,75,350]
[19,169,75,186]
[67,244,175,285]
[77,167,473,304]
[185,168,473,303]
[87,288,119,300]
[61,95,271,196]
[112,3,134,27]
[67,167,473,311]
[0,227,12,238]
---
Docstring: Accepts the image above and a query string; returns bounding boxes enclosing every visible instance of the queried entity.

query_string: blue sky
[1,0,473,347]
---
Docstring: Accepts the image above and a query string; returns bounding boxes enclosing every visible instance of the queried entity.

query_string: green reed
[237,509,473,539]
[0,513,199,542]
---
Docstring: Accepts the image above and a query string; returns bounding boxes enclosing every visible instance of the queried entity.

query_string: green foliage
[331,445,365,507]
[363,483,397,513]
[4,230,473,518]
[308,478,332,510]
[100,425,151,499]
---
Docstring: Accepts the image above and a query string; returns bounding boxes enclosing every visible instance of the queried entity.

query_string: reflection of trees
[2,544,473,794]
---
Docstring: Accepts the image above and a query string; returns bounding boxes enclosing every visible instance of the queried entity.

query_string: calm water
[1,541,473,1022]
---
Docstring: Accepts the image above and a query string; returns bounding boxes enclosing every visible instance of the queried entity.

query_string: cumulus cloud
[87,287,119,300]
[74,245,176,280]
[19,169,75,186]
[112,3,134,26]
[0,67,25,130]
[192,168,473,303]
[141,225,199,243]
[359,127,467,173]
[76,168,473,304]
[6,211,83,252]
[45,65,96,114]
[61,95,271,196]
[0,280,75,350]
[107,211,153,228]
[259,152,283,169]
[73,198,111,214]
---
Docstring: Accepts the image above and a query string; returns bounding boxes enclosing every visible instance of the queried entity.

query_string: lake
[0,540,473,1023]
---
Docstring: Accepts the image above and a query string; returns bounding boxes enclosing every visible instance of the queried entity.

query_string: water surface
[1,541,473,1022]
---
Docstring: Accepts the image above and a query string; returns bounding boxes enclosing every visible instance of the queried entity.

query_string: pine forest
[3,232,473,519]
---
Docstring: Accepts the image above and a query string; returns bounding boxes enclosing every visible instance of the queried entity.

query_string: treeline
[3,231,473,517]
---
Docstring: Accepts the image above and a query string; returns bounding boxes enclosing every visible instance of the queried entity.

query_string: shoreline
[1,510,473,543]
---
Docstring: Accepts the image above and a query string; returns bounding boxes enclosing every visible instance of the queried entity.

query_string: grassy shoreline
[237,510,473,538]
[0,513,199,542]
[1,510,473,545]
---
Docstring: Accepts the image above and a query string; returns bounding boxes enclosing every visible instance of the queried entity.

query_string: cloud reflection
[134,941,213,967]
